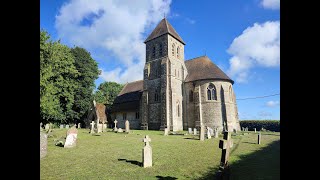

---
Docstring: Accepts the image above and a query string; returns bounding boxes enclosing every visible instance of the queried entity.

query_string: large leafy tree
[70,47,100,122]
[40,30,79,124]
[94,82,124,106]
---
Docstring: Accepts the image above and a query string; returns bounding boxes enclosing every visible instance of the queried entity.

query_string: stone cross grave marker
[142,135,152,168]
[60,124,64,129]
[114,120,118,131]
[164,128,169,136]
[78,123,81,129]
[207,127,211,139]
[90,121,95,134]
[219,131,233,170]
[188,128,192,134]
[66,125,70,129]
[193,128,197,135]
[40,132,47,158]
[258,132,261,144]
[64,126,78,148]
[125,120,130,133]
[200,125,205,141]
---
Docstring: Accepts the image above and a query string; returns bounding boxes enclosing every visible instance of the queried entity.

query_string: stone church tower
[111,18,241,133]
[141,18,187,131]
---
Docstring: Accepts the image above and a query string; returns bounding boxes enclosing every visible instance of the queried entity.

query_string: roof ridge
[118,83,128,96]
[126,79,143,84]
[185,55,208,62]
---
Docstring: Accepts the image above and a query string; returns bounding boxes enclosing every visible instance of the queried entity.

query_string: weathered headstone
[214,128,219,138]
[78,123,81,129]
[45,124,50,130]
[242,127,244,131]
[164,128,169,136]
[60,124,64,129]
[142,135,152,168]
[114,120,118,131]
[258,132,261,144]
[219,131,233,170]
[40,132,47,158]
[97,124,102,133]
[188,128,192,134]
[117,128,123,133]
[207,127,212,139]
[200,125,205,141]
[125,120,130,133]
[66,125,70,129]
[90,121,95,134]
[64,126,78,148]
[254,128,256,133]
[193,128,197,135]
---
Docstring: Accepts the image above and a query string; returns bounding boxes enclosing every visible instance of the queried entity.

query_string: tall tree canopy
[94,82,124,106]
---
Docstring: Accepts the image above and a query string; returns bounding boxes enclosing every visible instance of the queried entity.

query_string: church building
[111,18,240,132]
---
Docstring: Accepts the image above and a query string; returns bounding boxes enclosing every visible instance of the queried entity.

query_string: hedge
[239,120,280,132]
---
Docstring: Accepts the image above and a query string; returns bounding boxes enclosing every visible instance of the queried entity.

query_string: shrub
[239,120,280,132]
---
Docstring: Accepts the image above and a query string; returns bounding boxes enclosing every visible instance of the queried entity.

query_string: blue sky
[40,0,280,120]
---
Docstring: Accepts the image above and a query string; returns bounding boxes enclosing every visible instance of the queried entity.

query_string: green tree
[70,47,100,122]
[94,82,124,106]
[40,30,79,124]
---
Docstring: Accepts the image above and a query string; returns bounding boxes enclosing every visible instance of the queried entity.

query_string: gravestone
[193,128,197,135]
[64,126,78,148]
[97,124,102,133]
[258,132,261,144]
[117,128,123,133]
[90,121,95,134]
[142,135,152,168]
[78,123,81,129]
[40,132,47,158]
[188,128,192,134]
[242,127,244,131]
[164,128,169,136]
[114,120,118,131]
[208,127,213,136]
[66,125,70,129]
[200,125,205,141]
[45,124,50,130]
[219,131,233,170]
[214,128,219,138]
[207,127,211,139]
[60,124,64,129]
[125,120,130,133]
[254,128,256,133]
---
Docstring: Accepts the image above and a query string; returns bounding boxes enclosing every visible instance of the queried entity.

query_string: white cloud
[266,100,280,107]
[258,111,273,118]
[227,21,280,83]
[261,0,280,10]
[185,18,196,24]
[55,0,172,83]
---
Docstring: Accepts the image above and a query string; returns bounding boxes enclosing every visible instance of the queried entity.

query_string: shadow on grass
[242,141,257,144]
[155,175,178,180]
[196,140,280,180]
[118,158,142,167]
[184,137,198,140]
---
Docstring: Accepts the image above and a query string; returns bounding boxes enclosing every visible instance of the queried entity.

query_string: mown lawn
[40,129,280,180]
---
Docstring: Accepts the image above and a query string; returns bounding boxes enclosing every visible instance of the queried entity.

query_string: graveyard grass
[40,129,280,180]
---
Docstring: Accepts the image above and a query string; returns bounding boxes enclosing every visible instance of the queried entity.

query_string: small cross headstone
[125,120,130,133]
[200,125,205,141]
[164,128,169,136]
[219,131,233,170]
[90,121,95,134]
[60,124,64,129]
[64,126,78,148]
[40,132,47,158]
[188,128,192,134]
[193,128,197,135]
[254,128,256,133]
[78,123,81,129]
[114,120,118,131]
[66,125,70,129]
[258,132,261,144]
[45,124,50,130]
[142,135,152,168]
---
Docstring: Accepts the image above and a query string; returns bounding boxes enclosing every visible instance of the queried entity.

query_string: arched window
[172,44,175,56]
[155,89,160,102]
[189,90,194,102]
[152,46,156,58]
[207,83,217,100]
[177,102,180,117]
[159,43,163,56]
[177,46,180,58]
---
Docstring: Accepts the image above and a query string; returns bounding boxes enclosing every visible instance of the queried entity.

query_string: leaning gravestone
[164,128,169,136]
[142,135,152,168]
[125,120,130,133]
[188,128,192,134]
[193,128,197,135]
[219,131,233,170]
[64,126,78,148]
[60,124,64,129]
[40,132,47,158]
